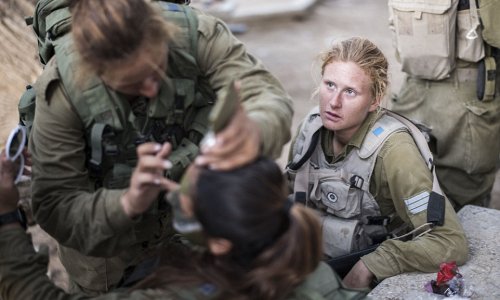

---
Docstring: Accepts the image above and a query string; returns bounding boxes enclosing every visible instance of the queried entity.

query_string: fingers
[22,148,32,167]
[196,110,261,170]
[0,152,18,182]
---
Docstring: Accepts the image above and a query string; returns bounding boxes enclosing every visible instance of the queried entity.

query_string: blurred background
[0,0,498,290]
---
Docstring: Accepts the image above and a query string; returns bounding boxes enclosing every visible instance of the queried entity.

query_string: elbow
[443,230,469,266]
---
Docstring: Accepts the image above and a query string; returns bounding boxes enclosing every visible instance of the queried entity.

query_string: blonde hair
[320,37,389,102]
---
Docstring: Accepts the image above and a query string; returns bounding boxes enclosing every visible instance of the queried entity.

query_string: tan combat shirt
[0,227,367,300]
[291,111,468,281]
[29,8,293,292]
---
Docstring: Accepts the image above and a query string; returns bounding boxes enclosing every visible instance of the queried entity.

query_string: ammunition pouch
[477,56,497,101]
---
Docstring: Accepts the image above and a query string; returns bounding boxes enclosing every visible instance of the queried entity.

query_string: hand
[196,104,261,170]
[0,150,20,214]
[121,143,178,218]
[342,260,374,289]
[22,148,32,176]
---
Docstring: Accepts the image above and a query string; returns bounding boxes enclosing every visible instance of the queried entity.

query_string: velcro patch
[404,191,429,215]
[372,126,384,137]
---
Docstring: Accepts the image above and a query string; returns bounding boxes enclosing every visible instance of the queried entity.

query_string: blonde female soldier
[286,37,468,289]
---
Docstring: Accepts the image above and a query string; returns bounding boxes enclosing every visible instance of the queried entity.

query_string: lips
[325,111,341,122]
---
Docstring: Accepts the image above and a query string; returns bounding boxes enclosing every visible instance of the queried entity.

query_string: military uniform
[0,227,368,300]
[29,4,292,294]
[388,0,500,209]
[392,61,500,209]
[287,110,468,281]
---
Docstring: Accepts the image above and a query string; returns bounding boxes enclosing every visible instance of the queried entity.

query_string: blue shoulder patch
[372,126,384,137]
[199,283,217,296]
[166,3,181,11]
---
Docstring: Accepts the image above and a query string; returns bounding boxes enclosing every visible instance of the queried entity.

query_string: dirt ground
[0,0,499,292]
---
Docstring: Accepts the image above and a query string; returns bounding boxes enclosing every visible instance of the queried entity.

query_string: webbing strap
[90,123,107,167]
[466,0,481,40]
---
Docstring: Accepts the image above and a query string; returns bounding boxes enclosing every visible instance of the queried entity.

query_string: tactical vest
[26,2,216,189]
[286,107,444,259]
[388,0,499,100]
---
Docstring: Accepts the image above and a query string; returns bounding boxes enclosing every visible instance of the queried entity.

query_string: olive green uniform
[289,112,468,281]
[0,227,368,300]
[29,7,292,294]
[391,61,500,209]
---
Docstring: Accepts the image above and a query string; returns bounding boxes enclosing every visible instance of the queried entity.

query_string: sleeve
[30,78,138,257]
[195,12,293,158]
[0,227,175,300]
[361,132,468,280]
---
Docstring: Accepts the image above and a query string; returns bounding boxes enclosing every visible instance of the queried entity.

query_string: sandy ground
[1,0,499,292]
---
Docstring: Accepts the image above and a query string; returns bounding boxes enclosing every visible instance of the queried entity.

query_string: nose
[139,76,160,98]
[329,91,342,108]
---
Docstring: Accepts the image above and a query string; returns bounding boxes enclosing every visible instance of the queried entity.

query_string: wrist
[120,191,140,219]
[0,208,27,230]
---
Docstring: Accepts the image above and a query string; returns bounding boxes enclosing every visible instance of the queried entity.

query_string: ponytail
[238,204,323,300]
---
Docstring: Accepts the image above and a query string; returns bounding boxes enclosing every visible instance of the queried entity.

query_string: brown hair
[69,0,176,75]
[135,158,323,300]
[320,37,389,102]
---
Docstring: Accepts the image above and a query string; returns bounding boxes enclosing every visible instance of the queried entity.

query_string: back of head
[69,0,175,74]
[321,37,389,102]
[193,157,323,300]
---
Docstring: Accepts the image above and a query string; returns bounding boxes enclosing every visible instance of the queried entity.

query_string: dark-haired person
[286,37,468,289]
[0,148,367,300]
[29,0,292,294]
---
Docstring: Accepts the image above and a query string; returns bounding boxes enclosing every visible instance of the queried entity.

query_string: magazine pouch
[389,0,459,80]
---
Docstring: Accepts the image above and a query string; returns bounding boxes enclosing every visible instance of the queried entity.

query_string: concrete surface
[191,0,318,22]
[369,205,500,300]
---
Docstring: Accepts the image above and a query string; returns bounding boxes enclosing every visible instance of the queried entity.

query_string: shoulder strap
[287,106,323,171]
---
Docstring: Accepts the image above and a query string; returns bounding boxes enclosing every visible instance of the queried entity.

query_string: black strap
[286,130,321,171]
[427,192,445,226]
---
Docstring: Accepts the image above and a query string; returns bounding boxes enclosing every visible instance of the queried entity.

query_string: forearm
[197,13,293,158]
[362,204,468,280]
[0,227,88,300]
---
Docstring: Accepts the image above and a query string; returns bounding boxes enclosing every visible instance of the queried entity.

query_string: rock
[369,205,500,299]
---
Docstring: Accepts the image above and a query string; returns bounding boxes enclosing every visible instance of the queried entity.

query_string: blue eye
[345,88,357,96]
[325,81,335,88]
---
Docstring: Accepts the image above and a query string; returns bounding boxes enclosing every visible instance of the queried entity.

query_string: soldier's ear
[207,238,233,255]
[369,97,381,112]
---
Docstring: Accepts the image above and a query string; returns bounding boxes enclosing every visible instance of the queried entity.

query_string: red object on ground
[436,261,458,285]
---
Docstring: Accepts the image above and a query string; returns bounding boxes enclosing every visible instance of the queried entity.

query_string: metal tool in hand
[6,125,27,184]
[200,80,240,148]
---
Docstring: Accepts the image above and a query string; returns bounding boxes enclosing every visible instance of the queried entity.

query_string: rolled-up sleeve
[196,12,293,158]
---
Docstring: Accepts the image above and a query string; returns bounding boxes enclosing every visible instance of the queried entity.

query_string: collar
[322,111,380,162]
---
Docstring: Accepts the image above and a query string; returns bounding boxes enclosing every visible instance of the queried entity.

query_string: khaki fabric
[288,111,468,281]
[0,228,367,300]
[29,8,292,294]
[391,65,500,209]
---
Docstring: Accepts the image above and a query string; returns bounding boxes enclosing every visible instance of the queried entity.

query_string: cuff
[361,247,400,281]
[247,111,278,158]
[104,189,140,233]
[0,227,34,258]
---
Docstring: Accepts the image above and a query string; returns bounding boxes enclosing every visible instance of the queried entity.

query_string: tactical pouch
[18,85,36,137]
[388,0,459,80]
[456,0,484,62]
[477,56,497,101]
[478,0,500,48]
[320,215,371,258]
[309,171,362,219]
